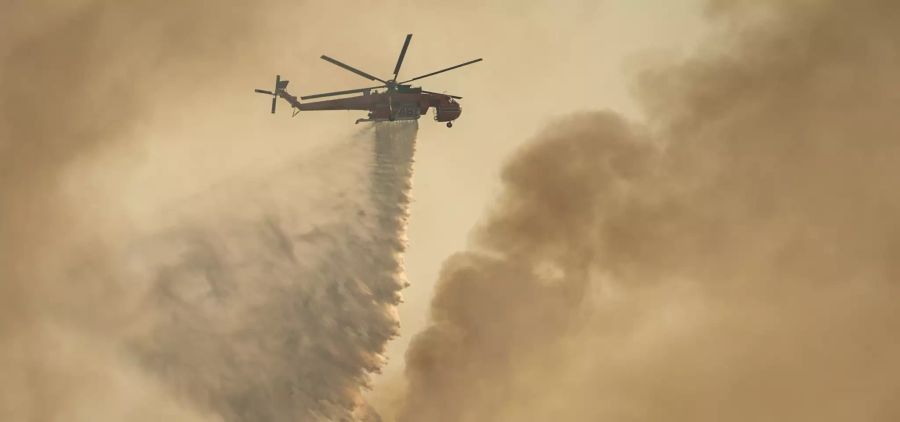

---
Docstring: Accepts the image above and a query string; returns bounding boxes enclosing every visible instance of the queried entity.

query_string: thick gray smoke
[399,1,900,421]
[126,122,417,421]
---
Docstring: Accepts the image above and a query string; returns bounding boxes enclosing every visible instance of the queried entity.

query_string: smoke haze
[6,0,900,421]
[2,5,708,421]
[1,2,418,420]
[400,1,900,421]
[1,2,270,420]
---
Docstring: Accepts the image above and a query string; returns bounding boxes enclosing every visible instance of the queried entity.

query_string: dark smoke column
[397,1,900,421]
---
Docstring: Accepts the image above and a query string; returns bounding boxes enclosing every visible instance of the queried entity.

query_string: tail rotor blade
[257,74,289,114]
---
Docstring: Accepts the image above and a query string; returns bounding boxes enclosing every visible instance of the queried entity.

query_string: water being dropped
[127,122,418,421]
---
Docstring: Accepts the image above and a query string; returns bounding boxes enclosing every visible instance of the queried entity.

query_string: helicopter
[254,34,481,128]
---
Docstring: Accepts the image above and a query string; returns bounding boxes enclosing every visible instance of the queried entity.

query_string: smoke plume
[400,1,900,421]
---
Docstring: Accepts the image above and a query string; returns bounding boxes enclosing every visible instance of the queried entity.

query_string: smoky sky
[0,2,280,420]
[5,1,900,421]
[399,1,900,421]
[0,2,419,421]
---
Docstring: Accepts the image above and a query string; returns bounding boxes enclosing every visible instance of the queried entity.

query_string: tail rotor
[254,75,290,114]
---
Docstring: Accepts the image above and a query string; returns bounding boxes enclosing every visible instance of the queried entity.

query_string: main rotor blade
[255,89,275,95]
[421,90,462,99]
[401,58,482,84]
[393,34,413,80]
[271,97,277,114]
[300,85,384,100]
[320,55,388,84]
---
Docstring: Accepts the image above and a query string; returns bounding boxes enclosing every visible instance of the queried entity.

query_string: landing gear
[446,121,453,128]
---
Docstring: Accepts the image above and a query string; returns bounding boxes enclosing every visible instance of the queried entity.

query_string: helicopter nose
[435,104,461,122]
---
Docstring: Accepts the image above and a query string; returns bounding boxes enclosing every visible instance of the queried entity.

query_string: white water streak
[123,122,418,421]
